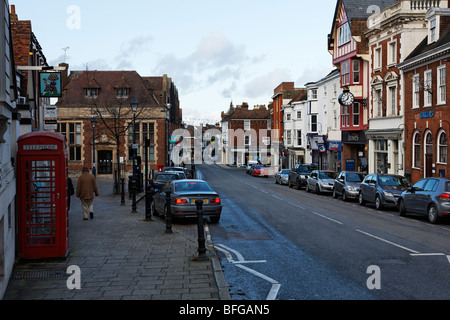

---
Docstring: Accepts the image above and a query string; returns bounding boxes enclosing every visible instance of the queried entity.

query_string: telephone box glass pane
[25,160,57,246]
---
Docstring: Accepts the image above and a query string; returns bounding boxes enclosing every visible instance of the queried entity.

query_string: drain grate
[12,269,67,280]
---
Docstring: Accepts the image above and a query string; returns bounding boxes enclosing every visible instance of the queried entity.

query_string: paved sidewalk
[3,176,230,300]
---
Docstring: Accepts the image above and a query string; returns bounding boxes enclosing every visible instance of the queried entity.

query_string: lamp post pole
[130,98,139,213]
[91,118,97,177]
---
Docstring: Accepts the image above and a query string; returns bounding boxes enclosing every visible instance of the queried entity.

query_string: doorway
[98,150,113,174]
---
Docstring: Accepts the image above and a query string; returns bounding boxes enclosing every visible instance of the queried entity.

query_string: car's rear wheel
[428,204,439,224]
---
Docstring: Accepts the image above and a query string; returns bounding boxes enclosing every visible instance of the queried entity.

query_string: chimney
[59,62,69,89]
[10,5,18,21]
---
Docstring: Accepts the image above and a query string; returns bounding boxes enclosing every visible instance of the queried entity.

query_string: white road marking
[356,229,420,254]
[214,243,280,300]
[313,211,343,225]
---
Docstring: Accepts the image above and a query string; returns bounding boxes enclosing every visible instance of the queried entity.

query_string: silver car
[152,179,222,223]
[275,169,291,185]
[333,171,366,201]
[306,170,338,194]
[398,178,450,224]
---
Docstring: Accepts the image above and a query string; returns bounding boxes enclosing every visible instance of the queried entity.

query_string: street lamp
[130,97,139,213]
[91,117,98,177]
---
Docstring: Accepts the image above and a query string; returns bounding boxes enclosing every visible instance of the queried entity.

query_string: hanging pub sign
[39,72,62,97]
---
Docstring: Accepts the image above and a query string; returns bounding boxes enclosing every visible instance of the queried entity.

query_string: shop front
[341,131,368,172]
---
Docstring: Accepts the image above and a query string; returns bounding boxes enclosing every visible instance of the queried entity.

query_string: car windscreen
[154,174,179,183]
[347,173,365,182]
[298,165,318,173]
[174,181,214,193]
[378,176,411,187]
[280,169,290,174]
[319,171,337,179]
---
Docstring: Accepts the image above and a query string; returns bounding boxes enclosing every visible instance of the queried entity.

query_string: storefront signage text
[420,111,434,119]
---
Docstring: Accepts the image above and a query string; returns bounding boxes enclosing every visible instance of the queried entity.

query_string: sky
[14,0,337,125]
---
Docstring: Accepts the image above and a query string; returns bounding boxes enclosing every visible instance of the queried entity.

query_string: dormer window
[429,18,437,43]
[338,23,351,46]
[85,88,99,98]
[116,87,129,98]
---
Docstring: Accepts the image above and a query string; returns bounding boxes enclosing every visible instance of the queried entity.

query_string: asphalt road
[197,163,450,300]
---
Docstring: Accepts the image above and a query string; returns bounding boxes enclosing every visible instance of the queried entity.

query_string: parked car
[306,170,338,194]
[163,166,191,178]
[246,160,258,174]
[152,179,222,223]
[252,165,268,177]
[398,177,450,224]
[150,172,183,193]
[288,164,318,189]
[333,171,366,201]
[165,171,187,179]
[359,174,411,210]
[275,169,291,185]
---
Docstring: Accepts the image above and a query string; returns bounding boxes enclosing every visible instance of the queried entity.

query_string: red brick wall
[403,59,450,183]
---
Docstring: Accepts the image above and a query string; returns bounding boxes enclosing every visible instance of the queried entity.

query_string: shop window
[375,140,388,174]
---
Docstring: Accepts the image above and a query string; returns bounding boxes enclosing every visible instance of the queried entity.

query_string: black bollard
[195,199,208,261]
[131,177,137,213]
[145,183,152,221]
[165,190,173,233]
[121,177,125,205]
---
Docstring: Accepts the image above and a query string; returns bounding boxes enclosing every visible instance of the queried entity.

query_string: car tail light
[175,198,189,204]
[210,198,221,204]
[439,193,450,200]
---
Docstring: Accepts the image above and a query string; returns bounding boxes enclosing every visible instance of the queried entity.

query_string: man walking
[76,166,99,220]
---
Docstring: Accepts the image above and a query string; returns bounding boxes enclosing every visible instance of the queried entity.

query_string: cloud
[153,31,255,93]
[243,68,292,99]
[115,35,154,70]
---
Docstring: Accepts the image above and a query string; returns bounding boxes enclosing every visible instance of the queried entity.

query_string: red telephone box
[17,131,69,259]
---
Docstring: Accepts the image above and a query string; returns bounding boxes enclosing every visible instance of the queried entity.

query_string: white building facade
[0,0,18,299]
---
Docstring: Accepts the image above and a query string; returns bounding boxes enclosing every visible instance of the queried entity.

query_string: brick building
[10,4,49,133]
[364,0,445,176]
[398,8,450,183]
[56,68,180,186]
[221,102,271,167]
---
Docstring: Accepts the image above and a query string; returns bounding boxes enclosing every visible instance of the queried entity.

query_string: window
[388,86,397,116]
[429,18,437,43]
[413,132,421,168]
[374,47,382,70]
[425,131,433,156]
[424,70,432,107]
[342,105,350,127]
[413,74,420,108]
[375,89,382,117]
[286,131,292,145]
[85,88,99,98]
[341,61,350,85]
[388,41,397,65]
[338,23,351,46]
[353,60,360,83]
[353,102,360,126]
[311,115,317,132]
[309,89,318,100]
[296,111,301,119]
[375,140,388,174]
[424,179,439,192]
[297,130,302,146]
[438,66,446,104]
[438,131,447,164]
[57,122,82,161]
[116,88,129,98]
[244,120,250,131]
[128,122,155,161]
[286,113,291,121]
[245,136,251,146]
